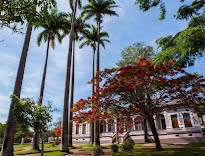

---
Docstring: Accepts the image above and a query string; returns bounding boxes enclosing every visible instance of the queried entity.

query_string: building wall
[72,107,205,144]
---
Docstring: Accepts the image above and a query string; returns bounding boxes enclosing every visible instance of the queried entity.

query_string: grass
[14,143,32,152]
[11,142,205,156]
[0,143,32,152]
[15,145,68,155]
[113,148,205,156]
[112,142,205,156]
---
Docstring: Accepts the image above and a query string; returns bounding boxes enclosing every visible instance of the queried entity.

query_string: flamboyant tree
[73,58,205,150]
[55,127,62,138]
[117,41,155,143]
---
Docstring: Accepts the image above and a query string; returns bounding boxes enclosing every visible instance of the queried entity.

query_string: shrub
[92,146,103,156]
[122,138,135,151]
[111,144,119,153]
[126,138,135,146]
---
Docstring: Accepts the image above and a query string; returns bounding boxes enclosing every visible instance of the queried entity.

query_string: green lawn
[9,142,205,156]
[15,144,67,155]
[113,143,205,156]
[0,143,32,152]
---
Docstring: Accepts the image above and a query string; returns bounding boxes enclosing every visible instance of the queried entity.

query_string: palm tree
[1,1,56,155]
[79,25,110,144]
[67,13,90,147]
[82,0,118,146]
[1,25,32,156]
[36,10,69,105]
[61,0,82,151]
[32,10,68,150]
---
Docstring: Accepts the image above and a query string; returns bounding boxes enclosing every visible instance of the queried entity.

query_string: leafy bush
[122,138,135,151]
[92,146,103,155]
[111,144,119,153]
[127,138,135,146]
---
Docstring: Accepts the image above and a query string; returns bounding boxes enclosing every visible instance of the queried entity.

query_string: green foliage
[66,13,91,41]
[0,0,56,31]
[79,25,110,51]
[155,15,205,67]
[135,0,205,66]
[82,0,119,22]
[14,124,33,143]
[111,144,119,153]
[92,146,103,155]
[0,123,6,139]
[35,9,69,49]
[11,94,53,136]
[122,138,135,151]
[135,0,204,20]
[117,42,155,67]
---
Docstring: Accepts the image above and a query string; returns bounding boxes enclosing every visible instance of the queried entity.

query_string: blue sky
[0,0,204,123]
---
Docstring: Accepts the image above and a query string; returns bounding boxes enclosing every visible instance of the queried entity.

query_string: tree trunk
[32,36,50,151]
[41,135,44,156]
[38,36,50,104]
[68,41,75,147]
[90,48,96,144]
[94,20,101,146]
[1,24,32,156]
[116,120,119,144]
[143,119,148,143]
[147,113,162,150]
[61,0,77,152]
[32,133,39,150]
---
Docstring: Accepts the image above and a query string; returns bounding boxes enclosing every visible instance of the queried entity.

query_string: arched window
[134,116,143,131]
[76,124,80,134]
[171,115,179,128]
[125,118,134,131]
[108,120,115,132]
[156,114,166,130]
[100,120,106,133]
[82,124,86,134]
[183,113,192,127]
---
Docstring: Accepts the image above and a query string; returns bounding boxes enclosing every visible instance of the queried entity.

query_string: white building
[72,101,205,144]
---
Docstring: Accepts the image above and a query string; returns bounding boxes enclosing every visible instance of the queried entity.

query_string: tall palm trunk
[38,36,50,104]
[1,24,32,156]
[61,0,77,152]
[32,36,51,151]
[68,41,75,147]
[90,48,96,144]
[94,20,101,146]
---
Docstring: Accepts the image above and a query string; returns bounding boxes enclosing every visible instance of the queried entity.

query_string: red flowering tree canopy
[73,58,205,124]
[55,126,62,137]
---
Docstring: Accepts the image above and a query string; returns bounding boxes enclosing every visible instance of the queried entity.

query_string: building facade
[72,104,205,144]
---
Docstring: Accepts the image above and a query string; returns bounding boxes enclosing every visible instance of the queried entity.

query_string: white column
[79,124,82,135]
[106,120,108,132]
[189,112,196,127]
[132,117,136,130]
[166,114,173,129]
[178,113,185,128]
[153,115,157,130]
[73,122,76,134]
[114,119,117,132]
